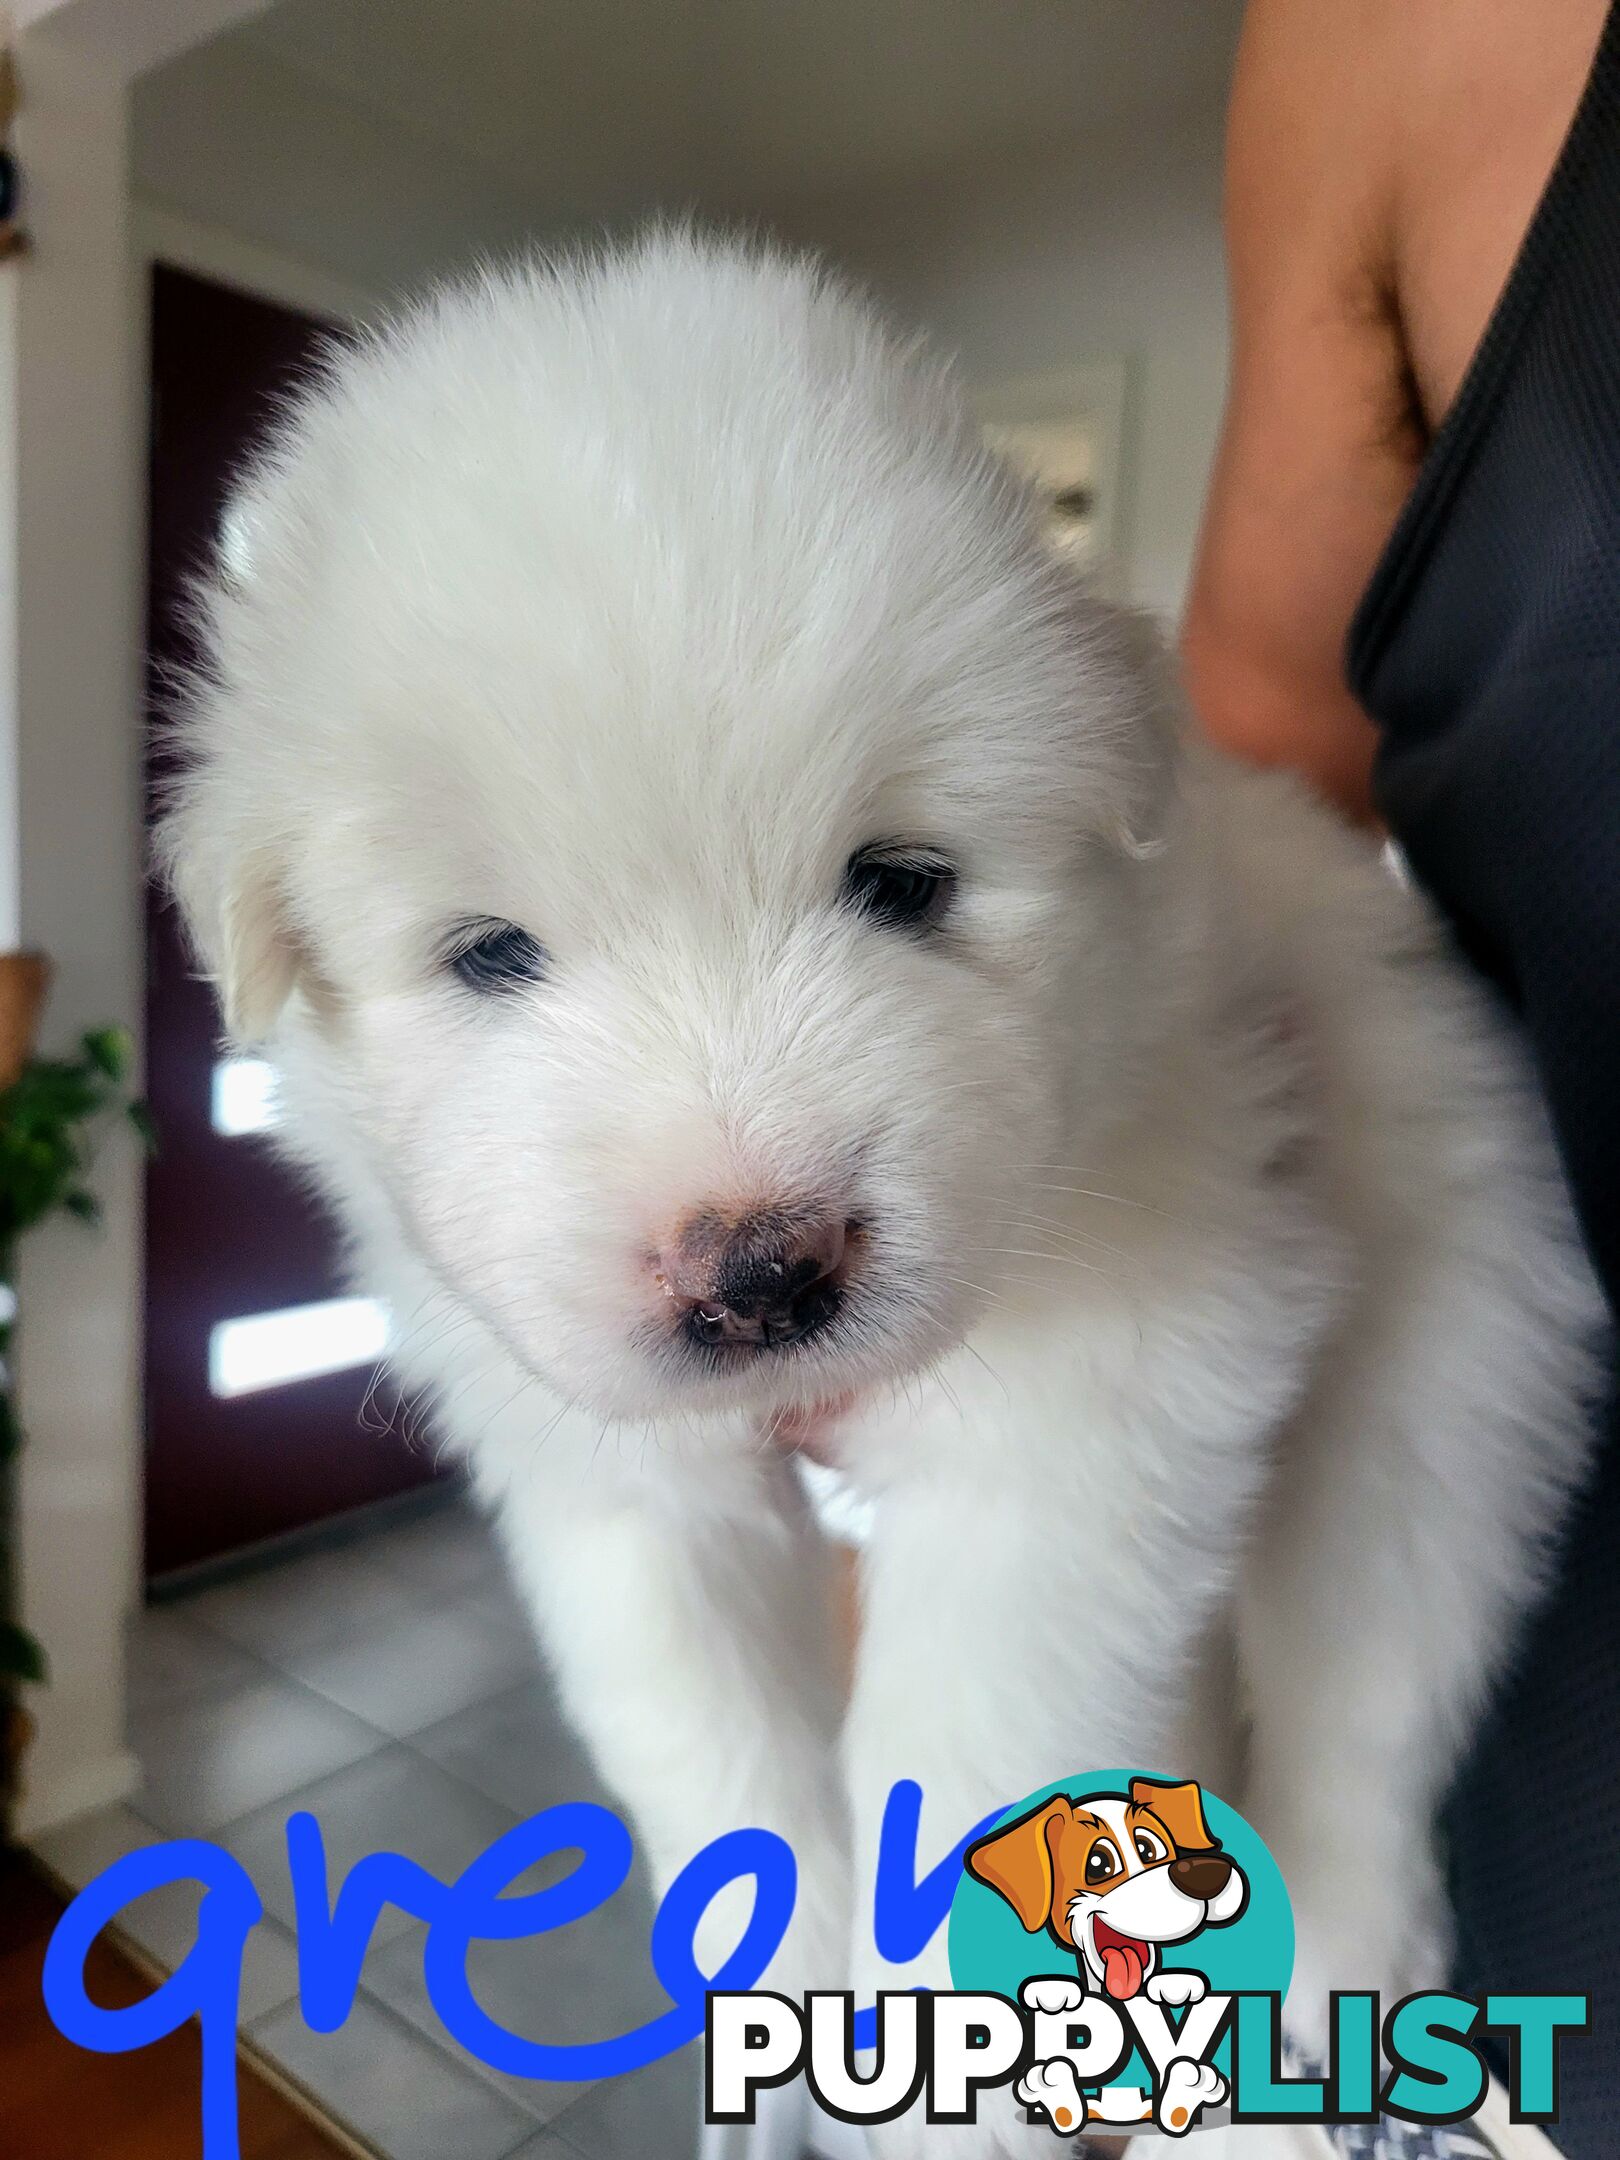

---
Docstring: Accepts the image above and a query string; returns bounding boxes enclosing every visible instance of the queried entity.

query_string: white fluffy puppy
[163,233,1600,2081]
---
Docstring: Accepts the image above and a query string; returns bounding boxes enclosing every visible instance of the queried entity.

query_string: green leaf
[0,1618,46,1685]
[126,1100,158,1154]
[0,1030,147,1242]
[81,1026,131,1082]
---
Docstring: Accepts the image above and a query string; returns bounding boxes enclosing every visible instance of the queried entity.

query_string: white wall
[14,0,269,77]
[132,33,543,299]
[801,109,1230,623]
[4,28,144,1835]
[0,0,268,1836]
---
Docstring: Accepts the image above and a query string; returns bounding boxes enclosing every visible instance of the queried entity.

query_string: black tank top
[1348,11,1620,2151]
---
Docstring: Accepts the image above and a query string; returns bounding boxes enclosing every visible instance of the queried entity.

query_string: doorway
[142,262,440,1582]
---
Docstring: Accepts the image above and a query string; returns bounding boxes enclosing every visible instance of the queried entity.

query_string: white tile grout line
[233,2031,389,2160]
[147,1598,537,1743]
[349,1955,608,2128]
[247,1985,542,2156]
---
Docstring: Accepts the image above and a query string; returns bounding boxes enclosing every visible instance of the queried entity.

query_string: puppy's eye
[1084,1842,1120,1886]
[444,919,550,994]
[1134,1830,1168,1865]
[842,844,955,932]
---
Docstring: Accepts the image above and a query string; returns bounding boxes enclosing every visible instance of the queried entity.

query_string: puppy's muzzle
[661,1206,849,1352]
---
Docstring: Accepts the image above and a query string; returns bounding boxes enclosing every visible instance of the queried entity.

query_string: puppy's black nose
[1169,1852,1233,1901]
[663,1208,848,1351]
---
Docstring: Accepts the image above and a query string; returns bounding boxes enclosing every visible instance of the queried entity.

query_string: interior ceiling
[237,0,1242,207]
[134,0,1243,290]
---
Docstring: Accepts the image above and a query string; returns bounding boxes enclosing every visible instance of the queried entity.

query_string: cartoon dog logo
[965,1777,1249,2137]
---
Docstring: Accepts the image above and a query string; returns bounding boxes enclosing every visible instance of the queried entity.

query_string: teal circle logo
[948,1770,1291,2093]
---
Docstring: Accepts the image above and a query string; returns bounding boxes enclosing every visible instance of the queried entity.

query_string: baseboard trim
[13,1745,140,1840]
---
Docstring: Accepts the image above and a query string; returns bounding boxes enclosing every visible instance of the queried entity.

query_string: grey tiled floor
[34,1494,699,2160]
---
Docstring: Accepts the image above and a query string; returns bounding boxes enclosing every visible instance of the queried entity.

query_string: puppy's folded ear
[155,466,315,1044]
[1130,1777,1217,1853]
[163,813,301,1044]
[215,860,300,1040]
[965,1798,1069,1932]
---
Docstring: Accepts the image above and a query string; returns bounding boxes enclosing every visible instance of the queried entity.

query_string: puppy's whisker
[753,1400,795,1456]
[997,1211,1133,1263]
[1027,1176,1191,1226]
[939,1271,1009,1307]
[955,1337,1012,1404]
[991,1265,1111,1291]
[922,1357,967,1425]
[987,1246,1116,1281]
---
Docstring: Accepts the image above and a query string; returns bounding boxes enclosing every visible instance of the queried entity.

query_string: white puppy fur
[162,232,1602,2141]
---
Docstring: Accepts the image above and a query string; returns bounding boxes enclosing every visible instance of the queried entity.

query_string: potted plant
[0,953,149,1831]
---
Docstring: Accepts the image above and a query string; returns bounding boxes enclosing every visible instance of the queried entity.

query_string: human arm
[1181,0,1423,821]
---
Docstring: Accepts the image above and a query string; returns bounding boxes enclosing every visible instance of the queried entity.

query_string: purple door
[143,263,439,1579]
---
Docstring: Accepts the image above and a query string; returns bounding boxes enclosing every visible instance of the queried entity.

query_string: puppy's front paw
[1016,2058,1090,2137]
[1020,1975,1087,2016]
[1145,1969,1207,2007]
[1284,1861,1451,2061]
[1156,2058,1225,2137]
[1252,1803,1452,2061]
